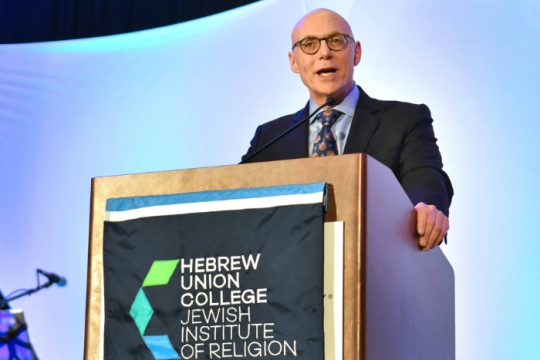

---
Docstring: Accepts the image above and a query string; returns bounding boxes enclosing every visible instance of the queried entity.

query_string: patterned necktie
[312,109,342,157]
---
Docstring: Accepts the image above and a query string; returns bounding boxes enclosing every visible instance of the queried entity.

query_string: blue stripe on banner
[143,335,181,359]
[106,182,327,212]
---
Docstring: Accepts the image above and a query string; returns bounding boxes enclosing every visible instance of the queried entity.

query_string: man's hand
[414,202,449,251]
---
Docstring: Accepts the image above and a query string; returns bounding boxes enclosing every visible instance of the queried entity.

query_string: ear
[288,51,299,74]
[353,41,362,66]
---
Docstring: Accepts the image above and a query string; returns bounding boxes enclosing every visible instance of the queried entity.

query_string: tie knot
[316,109,342,127]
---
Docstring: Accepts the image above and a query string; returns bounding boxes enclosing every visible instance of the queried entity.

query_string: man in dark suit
[242,8,453,251]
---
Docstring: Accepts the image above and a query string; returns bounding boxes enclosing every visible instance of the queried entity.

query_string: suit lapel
[286,88,380,158]
[344,86,381,154]
[286,103,310,158]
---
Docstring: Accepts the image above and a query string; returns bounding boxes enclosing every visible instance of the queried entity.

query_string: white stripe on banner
[105,192,323,222]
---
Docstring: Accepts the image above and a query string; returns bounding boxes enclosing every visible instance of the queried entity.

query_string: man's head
[288,9,361,106]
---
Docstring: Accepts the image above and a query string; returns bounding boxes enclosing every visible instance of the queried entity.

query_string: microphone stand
[240,97,336,164]
[0,312,39,360]
[0,271,58,360]
[0,281,56,308]
[0,269,66,308]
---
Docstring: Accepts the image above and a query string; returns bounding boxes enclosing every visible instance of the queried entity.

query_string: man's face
[288,10,361,106]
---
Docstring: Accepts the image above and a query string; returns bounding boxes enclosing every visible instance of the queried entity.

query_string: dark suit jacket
[242,86,453,216]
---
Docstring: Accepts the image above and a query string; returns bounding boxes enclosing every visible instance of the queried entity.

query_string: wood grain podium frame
[84,154,454,360]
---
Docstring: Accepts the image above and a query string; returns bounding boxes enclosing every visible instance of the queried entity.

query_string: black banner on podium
[103,183,327,360]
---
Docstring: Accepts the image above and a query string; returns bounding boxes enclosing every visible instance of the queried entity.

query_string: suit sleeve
[398,104,453,216]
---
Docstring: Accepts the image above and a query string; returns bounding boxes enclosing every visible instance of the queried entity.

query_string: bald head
[291,9,354,46]
[288,9,361,105]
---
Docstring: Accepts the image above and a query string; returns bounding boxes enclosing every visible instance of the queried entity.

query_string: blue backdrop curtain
[0,0,259,44]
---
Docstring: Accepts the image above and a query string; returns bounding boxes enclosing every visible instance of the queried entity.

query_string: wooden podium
[84,154,454,359]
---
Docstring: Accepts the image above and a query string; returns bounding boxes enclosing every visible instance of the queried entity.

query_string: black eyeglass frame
[291,33,355,54]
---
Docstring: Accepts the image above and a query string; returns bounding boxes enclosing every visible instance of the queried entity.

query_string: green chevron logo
[129,259,181,359]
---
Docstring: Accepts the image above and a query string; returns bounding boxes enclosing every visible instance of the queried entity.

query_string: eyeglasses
[292,33,354,54]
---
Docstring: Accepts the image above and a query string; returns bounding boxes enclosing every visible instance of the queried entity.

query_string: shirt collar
[309,84,359,123]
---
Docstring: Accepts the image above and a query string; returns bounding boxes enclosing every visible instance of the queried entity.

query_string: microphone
[38,269,67,287]
[240,97,336,164]
[325,97,336,106]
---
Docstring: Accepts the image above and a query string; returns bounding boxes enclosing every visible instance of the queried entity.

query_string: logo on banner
[129,254,298,359]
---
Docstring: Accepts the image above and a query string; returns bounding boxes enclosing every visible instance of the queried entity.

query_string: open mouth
[317,67,337,76]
